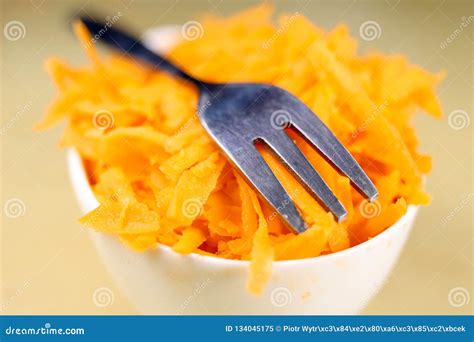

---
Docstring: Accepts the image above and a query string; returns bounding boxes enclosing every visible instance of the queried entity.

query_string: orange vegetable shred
[38,5,442,294]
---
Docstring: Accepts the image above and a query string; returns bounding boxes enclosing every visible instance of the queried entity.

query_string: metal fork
[80,19,378,233]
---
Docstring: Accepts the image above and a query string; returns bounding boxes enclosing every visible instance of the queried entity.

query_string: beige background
[1,0,472,315]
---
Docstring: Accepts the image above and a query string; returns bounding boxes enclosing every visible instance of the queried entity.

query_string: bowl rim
[67,148,419,268]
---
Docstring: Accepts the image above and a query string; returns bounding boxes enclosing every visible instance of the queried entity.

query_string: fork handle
[79,18,203,87]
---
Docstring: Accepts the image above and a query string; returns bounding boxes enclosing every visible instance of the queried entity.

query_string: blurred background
[1,0,472,314]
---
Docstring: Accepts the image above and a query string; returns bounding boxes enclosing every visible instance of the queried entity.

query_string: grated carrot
[38,6,442,294]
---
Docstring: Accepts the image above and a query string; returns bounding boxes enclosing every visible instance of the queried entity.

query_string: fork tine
[227,144,307,233]
[263,131,347,222]
[291,107,378,201]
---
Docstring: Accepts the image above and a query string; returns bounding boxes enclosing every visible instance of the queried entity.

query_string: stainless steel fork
[81,19,378,233]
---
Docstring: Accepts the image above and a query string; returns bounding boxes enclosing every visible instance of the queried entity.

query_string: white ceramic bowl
[65,26,419,315]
